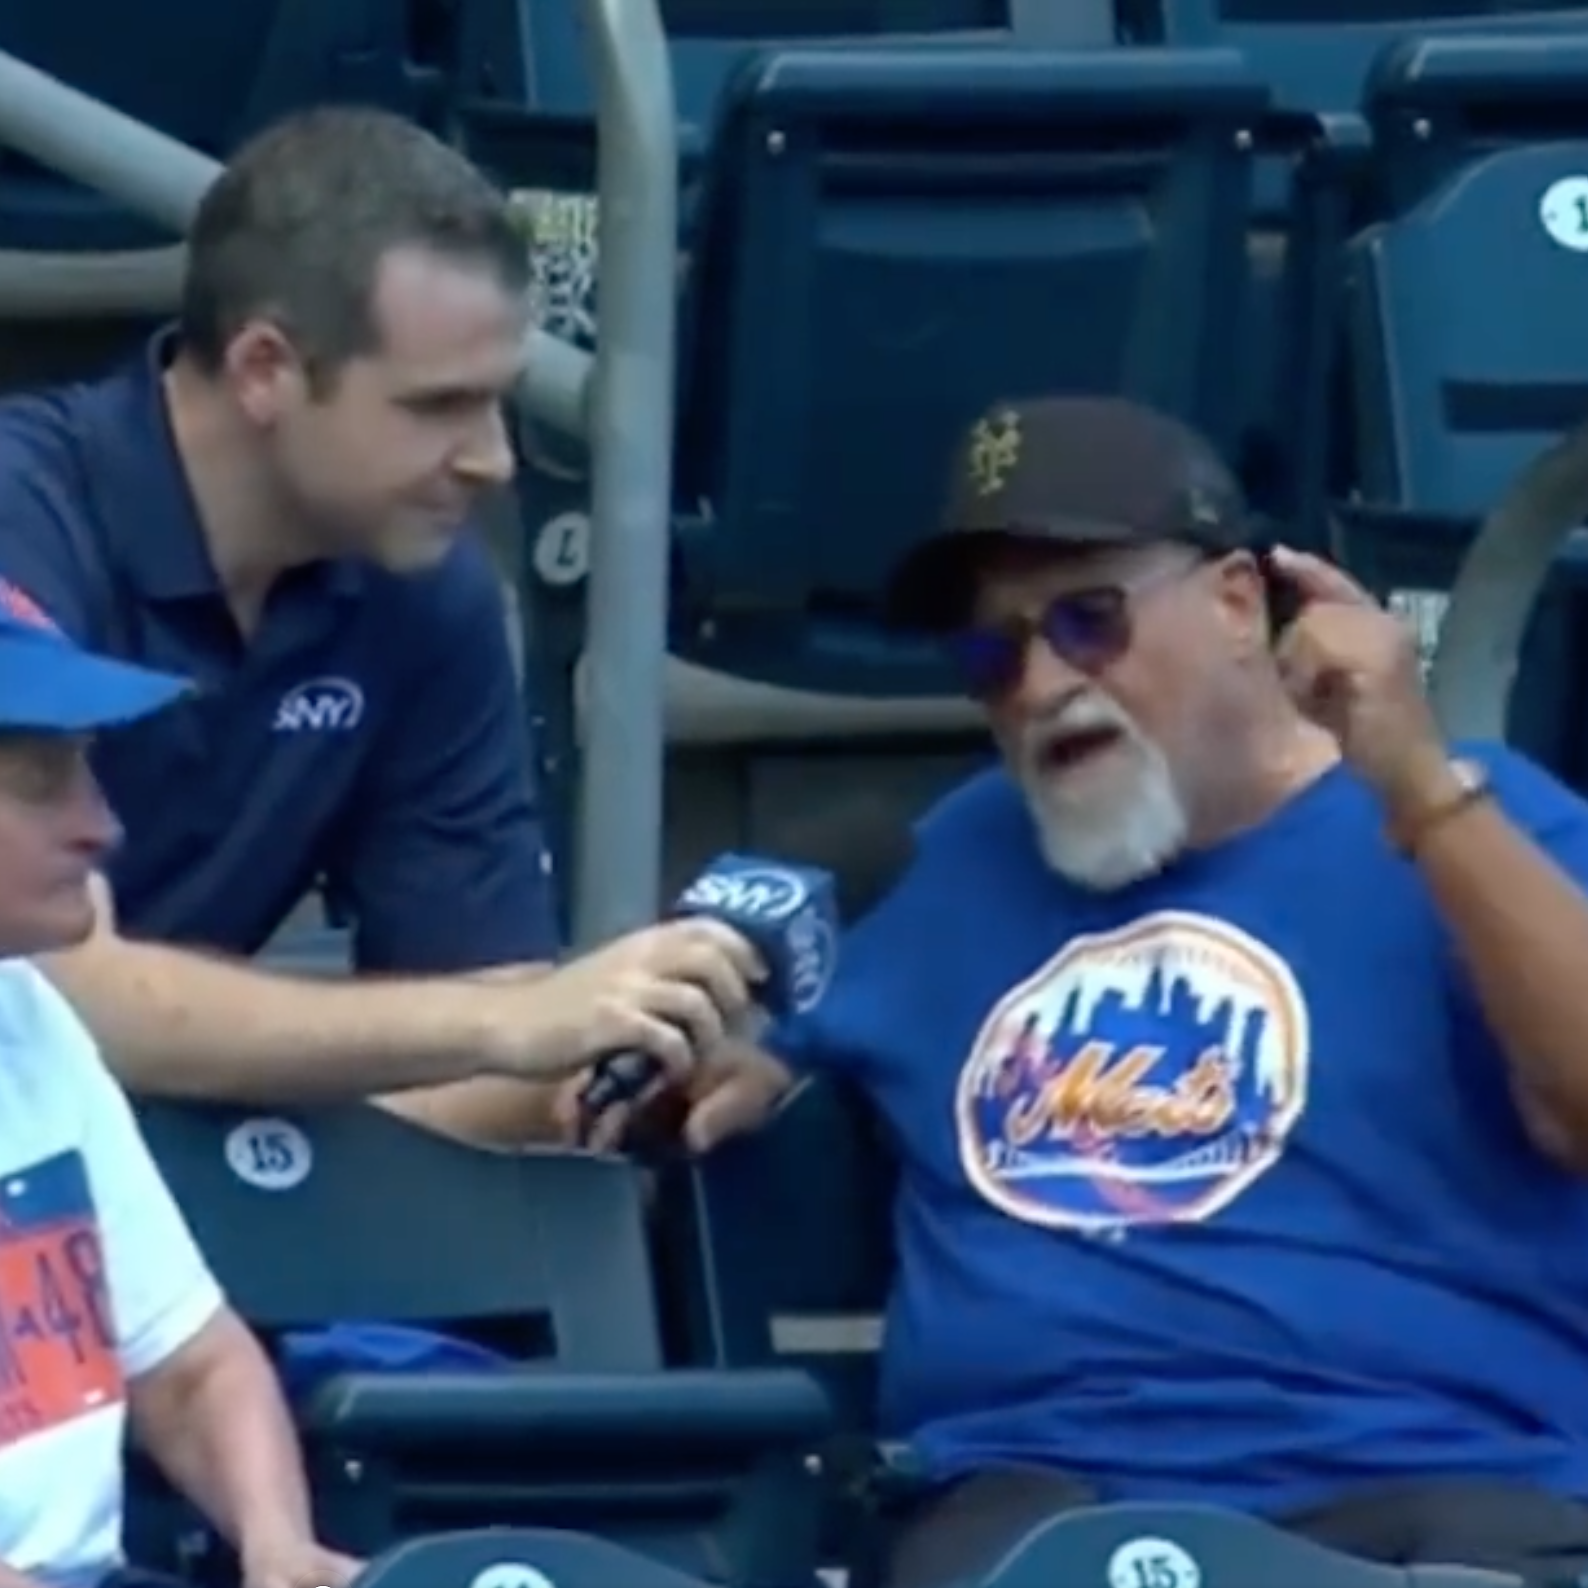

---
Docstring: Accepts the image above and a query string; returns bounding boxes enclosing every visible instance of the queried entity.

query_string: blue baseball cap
[0,583,190,732]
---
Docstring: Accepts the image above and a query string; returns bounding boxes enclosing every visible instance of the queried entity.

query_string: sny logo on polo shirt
[272,677,365,734]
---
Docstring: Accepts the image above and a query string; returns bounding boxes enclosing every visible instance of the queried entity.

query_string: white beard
[1013,696,1190,891]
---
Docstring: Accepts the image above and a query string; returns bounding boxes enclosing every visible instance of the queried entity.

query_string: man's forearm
[1415,795,1588,1136]
[41,930,506,1103]
[132,1313,313,1555]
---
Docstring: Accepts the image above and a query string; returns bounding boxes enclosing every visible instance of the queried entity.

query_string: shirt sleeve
[764,847,926,1081]
[328,539,562,974]
[1438,746,1588,1020]
[1436,745,1588,889]
[0,431,101,644]
[32,973,223,1379]
[1504,754,1588,879]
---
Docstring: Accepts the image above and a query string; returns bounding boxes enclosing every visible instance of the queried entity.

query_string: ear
[1211,551,1271,657]
[221,321,308,428]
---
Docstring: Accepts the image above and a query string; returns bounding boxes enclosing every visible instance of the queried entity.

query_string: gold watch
[1386,756,1493,857]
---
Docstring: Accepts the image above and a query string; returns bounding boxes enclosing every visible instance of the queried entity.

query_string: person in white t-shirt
[0,586,360,1588]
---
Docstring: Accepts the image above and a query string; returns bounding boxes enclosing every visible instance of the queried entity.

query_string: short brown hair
[179,107,531,380]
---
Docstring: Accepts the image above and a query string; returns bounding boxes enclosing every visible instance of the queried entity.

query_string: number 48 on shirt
[0,1151,119,1447]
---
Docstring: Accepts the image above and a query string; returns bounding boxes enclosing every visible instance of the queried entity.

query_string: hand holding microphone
[575,852,840,1136]
[474,914,766,1085]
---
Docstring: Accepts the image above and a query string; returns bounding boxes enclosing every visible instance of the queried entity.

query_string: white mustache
[1018,696,1134,764]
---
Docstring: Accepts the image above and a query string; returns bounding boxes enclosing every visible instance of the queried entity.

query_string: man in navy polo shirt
[621,398,1588,1583]
[0,108,761,1145]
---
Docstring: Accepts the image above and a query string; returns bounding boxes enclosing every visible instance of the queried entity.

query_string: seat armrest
[301,1366,831,1458]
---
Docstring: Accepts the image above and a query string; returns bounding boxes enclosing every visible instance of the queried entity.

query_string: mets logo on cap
[955,911,1309,1231]
[965,407,1022,498]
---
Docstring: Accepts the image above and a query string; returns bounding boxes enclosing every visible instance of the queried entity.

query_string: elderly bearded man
[581,397,1588,1588]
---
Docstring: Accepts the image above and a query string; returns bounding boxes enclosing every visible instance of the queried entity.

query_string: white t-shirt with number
[0,958,223,1587]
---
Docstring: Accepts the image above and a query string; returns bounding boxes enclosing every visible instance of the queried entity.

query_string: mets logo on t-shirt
[955,910,1310,1231]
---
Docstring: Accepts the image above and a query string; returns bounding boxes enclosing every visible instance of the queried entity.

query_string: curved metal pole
[0,49,594,434]
[0,246,187,317]
[0,50,218,234]
[569,0,680,946]
[1428,418,1588,743]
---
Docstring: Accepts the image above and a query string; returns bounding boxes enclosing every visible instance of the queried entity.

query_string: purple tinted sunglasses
[943,555,1205,700]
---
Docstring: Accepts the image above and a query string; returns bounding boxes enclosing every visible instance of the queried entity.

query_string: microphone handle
[579,1051,663,1117]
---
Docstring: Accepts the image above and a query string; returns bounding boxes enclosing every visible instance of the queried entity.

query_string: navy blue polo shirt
[0,335,560,971]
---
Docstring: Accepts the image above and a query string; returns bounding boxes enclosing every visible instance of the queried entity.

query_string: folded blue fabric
[278,1322,514,1400]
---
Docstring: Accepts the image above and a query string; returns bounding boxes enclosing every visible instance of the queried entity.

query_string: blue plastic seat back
[138,1105,834,1574]
[454,0,1106,146]
[356,1528,733,1588]
[668,45,1267,699]
[671,1080,895,1434]
[1332,37,1588,780]
[135,1102,790,1563]
[1348,39,1588,513]
[1345,144,1588,517]
[1238,13,1588,123]
[0,0,443,250]
[1158,0,1588,114]
[971,1502,1521,1588]
[134,1100,664,1367]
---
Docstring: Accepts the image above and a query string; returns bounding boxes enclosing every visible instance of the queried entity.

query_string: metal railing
[0,7,679,946]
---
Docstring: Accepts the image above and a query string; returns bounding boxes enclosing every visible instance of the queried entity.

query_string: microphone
[578,853,841,1124]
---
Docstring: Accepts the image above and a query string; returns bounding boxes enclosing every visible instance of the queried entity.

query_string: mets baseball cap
[885,395,1254,632]
[0,582,190,731]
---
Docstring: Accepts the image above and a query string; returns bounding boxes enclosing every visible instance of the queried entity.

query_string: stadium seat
[956,1503,1522,1588]
[1350,36,1588,513]
[351,1527,731,1588]
[455,0,1115,173]
[136,1100,832,1581]
[346,1519,1505,1588]
[1155,0,1588,117]
[669,45,1269,699]
[0,0,447,250]
[1150,3,1588,531]
[658,1080,897,1580]
[664,1080,893,1431]
[1337,34,1588,777]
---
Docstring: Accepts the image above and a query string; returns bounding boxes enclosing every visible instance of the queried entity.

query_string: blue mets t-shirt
[772,742,1588,1514]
